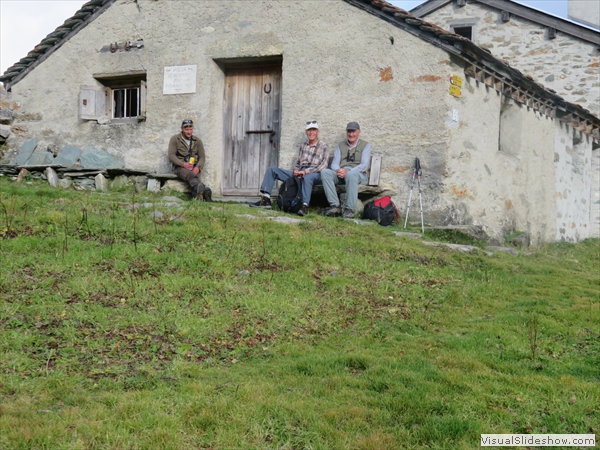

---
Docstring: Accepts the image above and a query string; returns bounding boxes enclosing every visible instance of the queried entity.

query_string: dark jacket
[168,132,206,169]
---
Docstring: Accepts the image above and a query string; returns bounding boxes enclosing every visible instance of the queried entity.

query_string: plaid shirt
[293,140,329,174]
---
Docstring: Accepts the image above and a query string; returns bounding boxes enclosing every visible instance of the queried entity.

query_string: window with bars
[112,87,140,119]
[79,72,146,123]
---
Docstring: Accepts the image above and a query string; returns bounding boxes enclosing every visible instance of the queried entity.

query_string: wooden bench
[310,155,395,204]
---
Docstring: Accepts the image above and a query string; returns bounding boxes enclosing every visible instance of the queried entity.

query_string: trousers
[259,166,321,205]
[321,168,367,210]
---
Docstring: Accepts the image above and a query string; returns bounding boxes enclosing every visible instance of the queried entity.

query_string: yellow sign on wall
[450,74,463,87]
[449,85,461,98]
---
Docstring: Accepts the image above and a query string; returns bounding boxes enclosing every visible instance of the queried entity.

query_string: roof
[0,0,116,86]
[410,0,600,44]
[1,0,598,141]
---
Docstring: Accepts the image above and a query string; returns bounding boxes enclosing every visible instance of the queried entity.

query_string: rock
[16,168,30,182]
[162,179,189,193]
[80,145,125,169]
[110,175,130,190]
[133,176,148,192]
[147,178,161,193]
[0,125,10,141]
[267,216,304,225]
[12,139,38,166]
[45,167,59,187]
[394,231,423,239]
[73,178,96,190]
[54,145,82,166]
[509,233,530,248]
[423,240,493,255]
[26,149,54,166]
[485,246,519,255]
[59,178,72,189]
[95,173,109,191]
[161,196,184,203]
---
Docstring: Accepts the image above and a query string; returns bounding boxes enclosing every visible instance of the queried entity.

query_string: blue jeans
[259,166,321,206]
[321,168,367,210]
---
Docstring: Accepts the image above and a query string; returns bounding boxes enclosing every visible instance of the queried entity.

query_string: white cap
[305,120,319,130]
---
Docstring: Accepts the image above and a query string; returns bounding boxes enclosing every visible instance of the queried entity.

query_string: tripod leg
[417,176,424,233]
[404,174,416,228]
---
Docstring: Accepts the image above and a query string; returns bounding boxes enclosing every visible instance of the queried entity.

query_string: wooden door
[222,65,282,195]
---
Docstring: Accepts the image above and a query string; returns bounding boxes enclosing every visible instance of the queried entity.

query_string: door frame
[216,56,283,196]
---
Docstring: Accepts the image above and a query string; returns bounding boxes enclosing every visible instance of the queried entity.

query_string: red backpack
[363,195,399,226]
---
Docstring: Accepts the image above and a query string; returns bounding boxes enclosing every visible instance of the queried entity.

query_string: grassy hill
[0,178,598,449]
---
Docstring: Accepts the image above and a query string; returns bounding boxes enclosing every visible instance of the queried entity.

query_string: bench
[310,155,395,205]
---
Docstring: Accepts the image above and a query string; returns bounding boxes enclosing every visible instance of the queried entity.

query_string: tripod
[403,158,424,233]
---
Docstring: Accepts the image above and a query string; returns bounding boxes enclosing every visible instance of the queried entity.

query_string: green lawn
[0,178,598,449]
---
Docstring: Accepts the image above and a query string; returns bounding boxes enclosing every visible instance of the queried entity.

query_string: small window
[453,26,473,40]
[79,73,146,123]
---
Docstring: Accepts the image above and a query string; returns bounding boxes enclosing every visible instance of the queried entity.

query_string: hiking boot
[297,204,308,217]
[342,208,356,219]
[322,205,341,217]
[190,184,199,200]
[202,187,212,202]
[249,196,272,209]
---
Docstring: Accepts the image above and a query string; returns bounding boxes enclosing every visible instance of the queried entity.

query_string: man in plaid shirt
[249,120,329,216]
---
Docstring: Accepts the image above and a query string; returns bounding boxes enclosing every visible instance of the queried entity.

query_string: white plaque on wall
[163,65,197,95]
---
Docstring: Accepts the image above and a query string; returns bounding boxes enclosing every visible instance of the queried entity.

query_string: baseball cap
[181,119,194,127]
[346,121,360,131]
[305,120,319,130]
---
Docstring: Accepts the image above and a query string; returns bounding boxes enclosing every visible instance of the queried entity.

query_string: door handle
[246,130,276,143]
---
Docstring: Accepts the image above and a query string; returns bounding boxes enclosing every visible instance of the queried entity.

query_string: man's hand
[293,169,306,179]
[183,162,194,170]
[192,167,200,175]
[336,168,348,179]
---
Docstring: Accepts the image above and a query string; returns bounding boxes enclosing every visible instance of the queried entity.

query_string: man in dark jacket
[168,119,212,201]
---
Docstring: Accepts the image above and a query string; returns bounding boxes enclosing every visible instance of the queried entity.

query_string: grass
[0,178,598,449]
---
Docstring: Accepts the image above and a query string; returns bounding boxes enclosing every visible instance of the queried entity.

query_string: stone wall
[422,2,600,117]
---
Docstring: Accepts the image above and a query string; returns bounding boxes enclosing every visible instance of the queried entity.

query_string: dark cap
[181,119,194,127]
[346,121,360,131]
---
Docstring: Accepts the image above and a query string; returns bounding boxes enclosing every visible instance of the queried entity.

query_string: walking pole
[403,158,417,229]
[404,158,425,233]
[416,158,425,233]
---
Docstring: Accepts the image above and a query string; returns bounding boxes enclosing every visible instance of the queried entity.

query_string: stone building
[411,0,600,116]
[0,0,598,245]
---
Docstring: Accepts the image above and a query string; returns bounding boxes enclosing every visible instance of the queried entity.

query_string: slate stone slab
[54,146,82,166]
[11,139,38,165]
[80,145,125,170]
[26,150,54,166]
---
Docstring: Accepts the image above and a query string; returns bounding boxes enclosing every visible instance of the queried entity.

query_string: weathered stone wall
[2,0,596,243]
[443,75,559,245]
[422,2,600,117]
